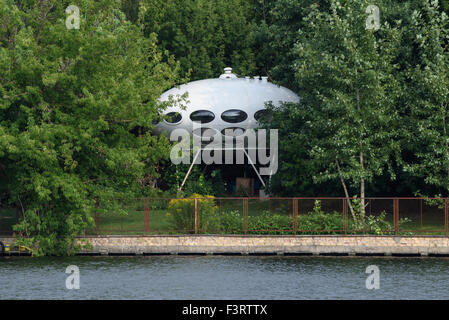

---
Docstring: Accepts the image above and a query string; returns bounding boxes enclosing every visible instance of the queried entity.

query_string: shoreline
[3,235,449,257]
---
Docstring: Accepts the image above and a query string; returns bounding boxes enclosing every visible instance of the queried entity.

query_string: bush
[349,197,410,235]
[219,200,342,235]
[248,210,292,234]
[348,211,391,234]
[166,198,410,235]
[168,194,220,233]
[219,210,242,234]
[297,200,343,234]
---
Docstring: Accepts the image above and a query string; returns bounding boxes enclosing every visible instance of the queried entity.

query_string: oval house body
[154,67,300,141]
[154,67,300,195]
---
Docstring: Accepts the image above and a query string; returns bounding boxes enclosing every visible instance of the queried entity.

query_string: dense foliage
[264,0,449,201]
[168,194,219,232]
[187,199,397,235]
[0,0,179,255]
[1,0,448,254]
[141,0,257,80]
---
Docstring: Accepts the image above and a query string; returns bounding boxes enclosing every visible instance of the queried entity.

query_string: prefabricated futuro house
[154,67,300,194]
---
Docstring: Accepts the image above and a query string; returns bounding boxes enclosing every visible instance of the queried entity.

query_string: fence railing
[1,197,449,236]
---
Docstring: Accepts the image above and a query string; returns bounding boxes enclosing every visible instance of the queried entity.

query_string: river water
[1,255,448,299]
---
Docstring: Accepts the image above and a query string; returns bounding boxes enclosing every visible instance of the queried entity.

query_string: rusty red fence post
[194,198,199,234]
[243,198,248,234]
[346,199,349,234]
[293,198,298,235]
[342,199,348,235]
[144,198,149,234]
[445,198,448,236]
[393,198,399,234]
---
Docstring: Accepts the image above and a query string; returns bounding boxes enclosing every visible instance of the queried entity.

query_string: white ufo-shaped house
[154,67,299,142]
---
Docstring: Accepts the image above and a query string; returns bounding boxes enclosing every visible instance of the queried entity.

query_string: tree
[404,0,449,194]
[0,0,179,255]
[263,101,342,196]
[251,0,333,90]
[269,0,403,219]
[122,0,140,24]
[141,0,257,80]
[441,0,449,13]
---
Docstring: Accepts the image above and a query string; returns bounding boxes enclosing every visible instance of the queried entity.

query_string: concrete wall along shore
[3,235,449,256]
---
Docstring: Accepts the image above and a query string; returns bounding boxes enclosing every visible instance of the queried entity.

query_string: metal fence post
[243,198,248,234]
[293,198,298,235]
[444,198,449,236]
[394,198,399,234]
[343,199,348,235]
[194,198,199,234]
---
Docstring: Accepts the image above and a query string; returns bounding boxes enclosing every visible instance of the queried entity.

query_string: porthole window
[164,112,182,124]
[190,110,215,123]
[221,109,248,123]
[254,109,272,122]
[221,127,246,137]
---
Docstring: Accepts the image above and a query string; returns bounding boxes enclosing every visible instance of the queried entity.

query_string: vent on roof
[219,67,237,79]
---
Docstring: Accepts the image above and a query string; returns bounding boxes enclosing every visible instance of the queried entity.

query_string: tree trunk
[360,150,366,219]
[355,69,366,218]
[336,160,356,221]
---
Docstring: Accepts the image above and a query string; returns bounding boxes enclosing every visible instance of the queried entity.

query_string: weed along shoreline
[3,235,449,257]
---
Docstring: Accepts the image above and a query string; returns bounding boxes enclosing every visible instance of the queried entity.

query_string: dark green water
[1,256,449,299]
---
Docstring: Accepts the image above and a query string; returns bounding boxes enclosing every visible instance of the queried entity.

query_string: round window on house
[164,112,182,124]
[190,110,215,123]
[254,109,272,122]
[221,109,248,123]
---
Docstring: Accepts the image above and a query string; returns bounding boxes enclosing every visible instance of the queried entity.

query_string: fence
[1,197,449,236]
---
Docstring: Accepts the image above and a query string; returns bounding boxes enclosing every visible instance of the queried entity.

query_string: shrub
[168,194,219,233]
[297,200,343,234]
[166,197,411,235]
[248,210,292,234]
[219,210,242,234]
[349,197,411,235]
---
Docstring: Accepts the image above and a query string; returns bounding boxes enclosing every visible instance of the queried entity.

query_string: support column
[293,198,298,235]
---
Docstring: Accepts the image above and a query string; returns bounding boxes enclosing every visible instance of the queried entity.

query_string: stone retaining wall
[3,235,449,256]
[79,235,449,256]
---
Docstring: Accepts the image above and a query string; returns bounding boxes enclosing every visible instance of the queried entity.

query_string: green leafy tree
[263,101,342,196]
[0,0,179,255]
[404,0,449,194]
[122,0,140,24]
[441,0,449,13]
[270,0,403,219]
[259,1,428,198]
[251,0,332,90]
[141,0,257,80]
